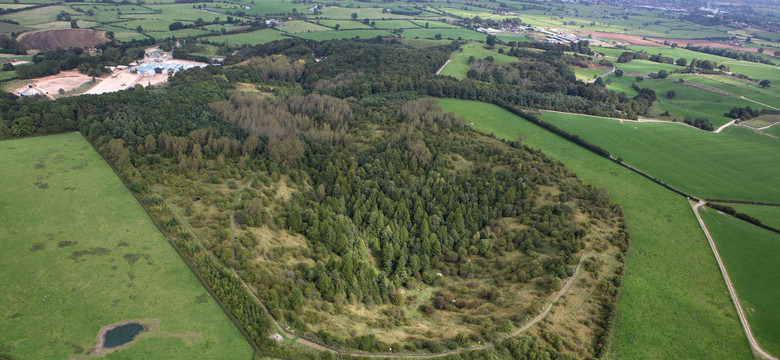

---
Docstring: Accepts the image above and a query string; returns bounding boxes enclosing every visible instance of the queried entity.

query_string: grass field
[278,20,330,34]
[293,29,393,41]
[438,98,751,360]
[371,19,420,29]
[605,76,771,126]
[314,20,372,29]
[765,124,780,137]
[439,42,517,79]
[700,207,780,358]
[202,28,287,46]
[403,27,486,41]
[723,204,780,230]
[0,133,253,360]
[538,111,780,202]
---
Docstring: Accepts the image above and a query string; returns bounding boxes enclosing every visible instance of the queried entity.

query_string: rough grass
[439,42,517,79]
[538,111,780,202]
[438,98,751,360]
[0,133,253,360]
[699,207,780,358]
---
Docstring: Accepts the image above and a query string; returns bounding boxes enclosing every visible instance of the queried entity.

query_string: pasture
[605,76,772,125]
[403,27,486,41]
[438,98,750,360]
[538,111,780,202]
[724,204,780,230]
[293,29,393,41]
[700,207,780,358]
[0,133,253,360]
[202,28,287,46]
[439,42,517,79]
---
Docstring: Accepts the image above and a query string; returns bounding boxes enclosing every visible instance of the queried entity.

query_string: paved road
[691,201,778,360]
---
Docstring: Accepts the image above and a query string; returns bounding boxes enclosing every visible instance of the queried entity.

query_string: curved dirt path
[714,119,737,133]
[691,201,778,360]
[740,96,779,111]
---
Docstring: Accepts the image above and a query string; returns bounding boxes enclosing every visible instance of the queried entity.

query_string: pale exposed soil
[12,69,92,97]
[18,29,110,52]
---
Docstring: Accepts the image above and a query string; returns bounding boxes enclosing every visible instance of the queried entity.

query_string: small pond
[104,323,145,348]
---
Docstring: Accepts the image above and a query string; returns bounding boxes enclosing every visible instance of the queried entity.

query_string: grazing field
[764,124,780,137]
[403,27,486,41]
[371,20,420,29]
[202,29,287,46]
[538,111,780,202]
[17,29,110,52]
[293,29,393,41]
[724,204,780,230]
[277,20,330,34]
[439,42,517,79]
[700,208,780,358]
[605,76,771,126]
[315,20,372,29]
[0,133,253,360]
[438,98,750,360]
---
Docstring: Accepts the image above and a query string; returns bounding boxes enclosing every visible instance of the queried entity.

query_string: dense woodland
[0,39,630,359]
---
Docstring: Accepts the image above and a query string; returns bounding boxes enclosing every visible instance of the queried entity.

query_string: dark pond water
[104,323,144,348]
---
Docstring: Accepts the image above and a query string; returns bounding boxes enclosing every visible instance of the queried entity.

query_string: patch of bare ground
[18,29,110,52]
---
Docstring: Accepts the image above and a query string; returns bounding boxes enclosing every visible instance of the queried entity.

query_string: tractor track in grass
[691,200,778,360]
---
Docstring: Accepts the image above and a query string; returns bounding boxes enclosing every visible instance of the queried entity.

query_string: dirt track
[18,29,110,52]
[691,201,778,360]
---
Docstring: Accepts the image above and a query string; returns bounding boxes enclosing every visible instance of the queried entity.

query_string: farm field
[438,42,517,79]
[765,124,780,137]
[538,111,780,202]
[0,133,253,360]
[438,98,750,360]
[605,76,771,126]
[724,204,780,230]
[403,27,486,41]
[202,28,287,46]
[700,208,780,358]
[293,29,393,41]
[314,20,372,29]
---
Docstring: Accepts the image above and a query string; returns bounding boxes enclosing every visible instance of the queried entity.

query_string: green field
[315,20,372,29]
[439,42,517,79]
[278,20,330,33]
[700,207,780,358]
[438,98,750,360]
[605,76,772,125]
[403,27,486,41]
[538,111,780,202]
[724,204,780,230]
[765,124,780,137]
[293,29,393,41]
[0,133,253,360]
[371,19,420,29]
[202,28,287,46]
